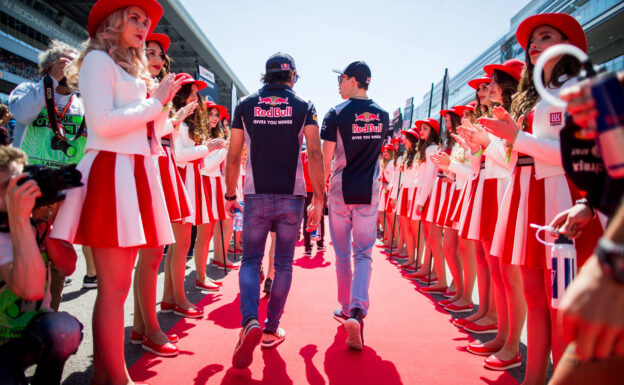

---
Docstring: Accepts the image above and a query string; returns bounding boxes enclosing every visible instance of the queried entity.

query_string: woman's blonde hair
[65,7,153,90]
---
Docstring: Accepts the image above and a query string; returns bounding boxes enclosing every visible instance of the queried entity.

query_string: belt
[480,159,485,170]
[147,137,171,147]
[517,156,534,167]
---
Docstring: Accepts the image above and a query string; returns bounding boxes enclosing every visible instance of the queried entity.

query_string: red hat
[390,137,401,143]
[467,75,491,90]
[205,101,227,118]
[453,104,475,117]
[483,59,525,81]
[88,0,163,38]
[439,108,460,118]
[416,118,440,135]
[516,13,587,53]
[382,143,394,152]
[400,127,421,140]
[222,112,231,123]
[146,32,170,53]
[175,73,207,91]
[467,101,477,107]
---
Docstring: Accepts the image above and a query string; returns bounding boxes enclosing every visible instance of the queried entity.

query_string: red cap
[467,75,491,90]
[483,59,525,81]
[390,137,401,143]
[453,104,475,117]
[205,101,227,118]
[222,112,231,123]
[88,0,163,38]
[516,13,587,53]
[439,108,460,118]
[175,73,207,91]
[400,127,421,140]
[382,143,394,152]
[416,118,440,135]
[146,32,170,53]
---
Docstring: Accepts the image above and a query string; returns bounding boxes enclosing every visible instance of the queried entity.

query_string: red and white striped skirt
[50,150,174,248]
[156,146,192,222]
[491,164,603,269]
[425,177,451,225]
[179,163,227,225]
[395,186,412,217]
[444,185,463,229]
[378,187,390,212]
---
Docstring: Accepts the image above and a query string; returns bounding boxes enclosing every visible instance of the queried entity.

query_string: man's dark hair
[261,70,295,85]
[354,78,369,91]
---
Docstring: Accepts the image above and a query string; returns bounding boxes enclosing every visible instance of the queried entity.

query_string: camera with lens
[17,164,83,209]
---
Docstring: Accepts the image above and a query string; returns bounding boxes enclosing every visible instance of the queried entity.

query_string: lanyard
[43,75,85,142]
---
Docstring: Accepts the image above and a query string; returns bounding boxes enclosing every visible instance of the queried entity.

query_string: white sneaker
[261,328,286,349]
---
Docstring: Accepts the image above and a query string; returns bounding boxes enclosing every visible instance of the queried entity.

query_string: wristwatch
[575,198,596,218]
[224,194,237,201]
[595,238,624,284]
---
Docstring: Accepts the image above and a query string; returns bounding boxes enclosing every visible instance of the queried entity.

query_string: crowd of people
[0,50,39,82]
[0,0,622,384]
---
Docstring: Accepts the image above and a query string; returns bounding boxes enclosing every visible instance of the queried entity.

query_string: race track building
[0,0,248,109]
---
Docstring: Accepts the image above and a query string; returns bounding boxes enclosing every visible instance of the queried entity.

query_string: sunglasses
[293,73,299,84]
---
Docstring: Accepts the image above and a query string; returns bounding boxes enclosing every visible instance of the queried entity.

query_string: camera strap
[43,75,86,142]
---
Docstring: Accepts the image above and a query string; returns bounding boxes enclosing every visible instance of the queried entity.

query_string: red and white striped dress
[200,147,228,221]
[425,147,452,225]
[491,82,604,269]
[174,122,222,225]
[378,160,393,212]
[396,159,418,217]
[411,145,438,221]
[51,50,173,248]
[444,145,472,230]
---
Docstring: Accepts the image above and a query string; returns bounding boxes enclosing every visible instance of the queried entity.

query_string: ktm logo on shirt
[550,112,562,126]
[258,96,289,106]
[354,112,381,123]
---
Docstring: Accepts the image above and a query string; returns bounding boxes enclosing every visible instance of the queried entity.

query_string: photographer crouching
[0,146,83,385]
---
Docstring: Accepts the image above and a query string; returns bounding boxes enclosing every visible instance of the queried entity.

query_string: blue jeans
[239,194,305,332]
[0,311,83,385]
[328,195,377,316]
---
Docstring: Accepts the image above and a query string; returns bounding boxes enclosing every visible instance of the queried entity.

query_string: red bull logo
[354,112,381,123]
[254,106,293,118]
[258,96,289,106]
[352,123,384,134]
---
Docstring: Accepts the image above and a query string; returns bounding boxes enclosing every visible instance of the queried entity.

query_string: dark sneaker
[263,278,272,295]
[304,249,312,257]
[82,275,97,289]
[332,309,349,324]
[345,308,364,350]
[64,277,72,287]
[261,328,285,349]
[232,320,262,369]
[317,245,326,252]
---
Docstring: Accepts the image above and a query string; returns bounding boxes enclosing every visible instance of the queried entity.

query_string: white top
[447,143,471,190]
[514,76,576,180]
[415,144,439,207]
[201,148,227,177]
[174,122,211,166]
[78,50,167,156]
[400,157,419,190]
[482,134,516,179]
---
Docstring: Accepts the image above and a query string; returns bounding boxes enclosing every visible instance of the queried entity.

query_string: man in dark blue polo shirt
[321,61,389,350]
[225,53,325,369]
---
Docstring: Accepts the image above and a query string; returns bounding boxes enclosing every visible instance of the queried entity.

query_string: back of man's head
[261,52,297,85]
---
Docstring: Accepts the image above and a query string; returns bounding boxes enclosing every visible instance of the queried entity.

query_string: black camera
[17,164,83,209]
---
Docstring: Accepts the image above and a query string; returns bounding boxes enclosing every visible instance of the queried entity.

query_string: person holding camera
[0,146,83,385]
[8,39,97,294]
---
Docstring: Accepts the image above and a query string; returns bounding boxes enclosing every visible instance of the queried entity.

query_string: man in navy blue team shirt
[225,53,325,369]
[321,61,389,350]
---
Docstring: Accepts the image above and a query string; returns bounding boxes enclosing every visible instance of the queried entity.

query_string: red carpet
[129,228,519,385]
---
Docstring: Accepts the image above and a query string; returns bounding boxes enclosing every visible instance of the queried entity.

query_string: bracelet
[224,194,237,201]
[505,130,521,163]
[161,102,172,112]
[575,198,597,218]
[472,147,484,157]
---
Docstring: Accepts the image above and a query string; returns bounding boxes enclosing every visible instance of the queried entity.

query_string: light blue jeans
[328,194,377,317]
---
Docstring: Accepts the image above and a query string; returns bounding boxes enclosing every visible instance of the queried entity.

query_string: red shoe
[420,286,447,294]
[405,272,428,280]
[444,303,474,313]
[484,353,522,370]
[452,318,470,328]
[464,322,498,334]
[466,342,500,356]
[130,330,180,344]
[417,277,438,284]
[212,259,241,270]
[228,246,243,254]
[442,290,457,298]
[439,299,454,306]
[142,337,179,357]
[160,302,174,313]
[195,279,220,291]
[404,265,418,271]
[173,305,203,319]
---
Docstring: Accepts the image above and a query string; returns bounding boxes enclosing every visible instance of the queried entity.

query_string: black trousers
[0,311,83,385]
[302,192,326,250]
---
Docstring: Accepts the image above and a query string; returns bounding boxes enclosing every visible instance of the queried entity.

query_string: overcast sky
[181,0,529,119]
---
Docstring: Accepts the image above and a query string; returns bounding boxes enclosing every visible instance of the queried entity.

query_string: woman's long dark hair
[416,124,440,162]
[172,83,208,144]
[402,133,419,169]
[511,28,581,129]
[147,40,171,82]
[492,69,519,112]
[474,84,490,118]
[206,107,224,139]
[445,113,461,150]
